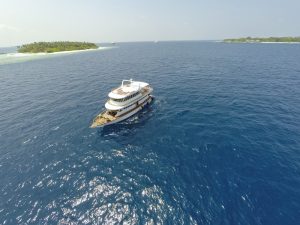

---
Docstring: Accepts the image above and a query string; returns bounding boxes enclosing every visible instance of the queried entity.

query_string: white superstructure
[91,79,153,128]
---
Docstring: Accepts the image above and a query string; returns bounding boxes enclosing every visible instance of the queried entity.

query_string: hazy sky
[1,0,299,46]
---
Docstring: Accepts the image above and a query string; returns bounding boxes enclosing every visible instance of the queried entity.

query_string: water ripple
[1,42,300,224]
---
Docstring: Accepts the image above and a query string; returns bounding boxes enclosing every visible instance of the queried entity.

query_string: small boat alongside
[90,79,153,128]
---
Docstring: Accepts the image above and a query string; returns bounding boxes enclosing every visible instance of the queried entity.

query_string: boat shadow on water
[98,100,155,138]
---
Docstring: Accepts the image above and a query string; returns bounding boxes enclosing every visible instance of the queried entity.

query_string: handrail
[121,79,133,87]
[121,79,142,91]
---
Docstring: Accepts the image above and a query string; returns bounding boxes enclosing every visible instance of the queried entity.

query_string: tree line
[224,37,300,43]
[18,41,98,53]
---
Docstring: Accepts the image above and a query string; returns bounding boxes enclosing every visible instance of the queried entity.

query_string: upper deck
[108,79,149,99]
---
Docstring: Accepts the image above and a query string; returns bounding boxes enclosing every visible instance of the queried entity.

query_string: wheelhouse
[110,91,140,103]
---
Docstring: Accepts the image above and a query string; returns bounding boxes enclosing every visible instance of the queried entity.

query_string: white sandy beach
[223,41,300,44]
[11,46,111,57]
[260,42,300,44]
[0,46,113,65]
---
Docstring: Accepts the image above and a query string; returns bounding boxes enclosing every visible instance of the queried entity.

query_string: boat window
[112,98,122,102]
[126,92,139,100]
[111,92,139,102]
[108,111,117,116]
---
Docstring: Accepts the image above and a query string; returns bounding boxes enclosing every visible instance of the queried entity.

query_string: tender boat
[90,79,153,128]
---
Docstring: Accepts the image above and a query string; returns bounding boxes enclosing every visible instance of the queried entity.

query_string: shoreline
[0,46,113,65]
[260,42,300,44]
[223,41,300,44]
[13,47,110,57]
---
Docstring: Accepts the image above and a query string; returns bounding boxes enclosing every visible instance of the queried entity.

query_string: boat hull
[91,95,153,128]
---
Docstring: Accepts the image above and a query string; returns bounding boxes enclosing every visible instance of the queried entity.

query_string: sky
[0,0,300,47]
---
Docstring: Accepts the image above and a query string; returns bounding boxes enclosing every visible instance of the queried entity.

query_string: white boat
[90,79,153,128]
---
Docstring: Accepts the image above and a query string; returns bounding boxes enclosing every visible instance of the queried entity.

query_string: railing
[121,79,133,87]
[121,79,141,90]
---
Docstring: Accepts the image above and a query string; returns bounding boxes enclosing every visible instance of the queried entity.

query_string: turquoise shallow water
[0,42,300,224]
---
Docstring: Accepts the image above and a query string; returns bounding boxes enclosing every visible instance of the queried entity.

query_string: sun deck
[140,85,152,94]
[108,80,149,99]
[112,85,132,95]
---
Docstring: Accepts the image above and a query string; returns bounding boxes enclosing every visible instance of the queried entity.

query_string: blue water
[1,42,300,224]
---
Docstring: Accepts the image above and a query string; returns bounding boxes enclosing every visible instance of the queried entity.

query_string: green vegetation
[224,37,300,43]
[18,41,98,53]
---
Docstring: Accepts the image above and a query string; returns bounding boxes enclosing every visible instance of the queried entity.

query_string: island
[17,41,98,53]
[224,37,300,43]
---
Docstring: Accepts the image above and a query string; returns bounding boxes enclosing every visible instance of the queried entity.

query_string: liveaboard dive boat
[90,79,153,128]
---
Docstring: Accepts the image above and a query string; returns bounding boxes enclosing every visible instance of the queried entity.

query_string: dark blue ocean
[1,42,300,224]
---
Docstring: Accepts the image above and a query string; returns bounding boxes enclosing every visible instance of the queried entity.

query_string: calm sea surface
[0,42,300,224]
